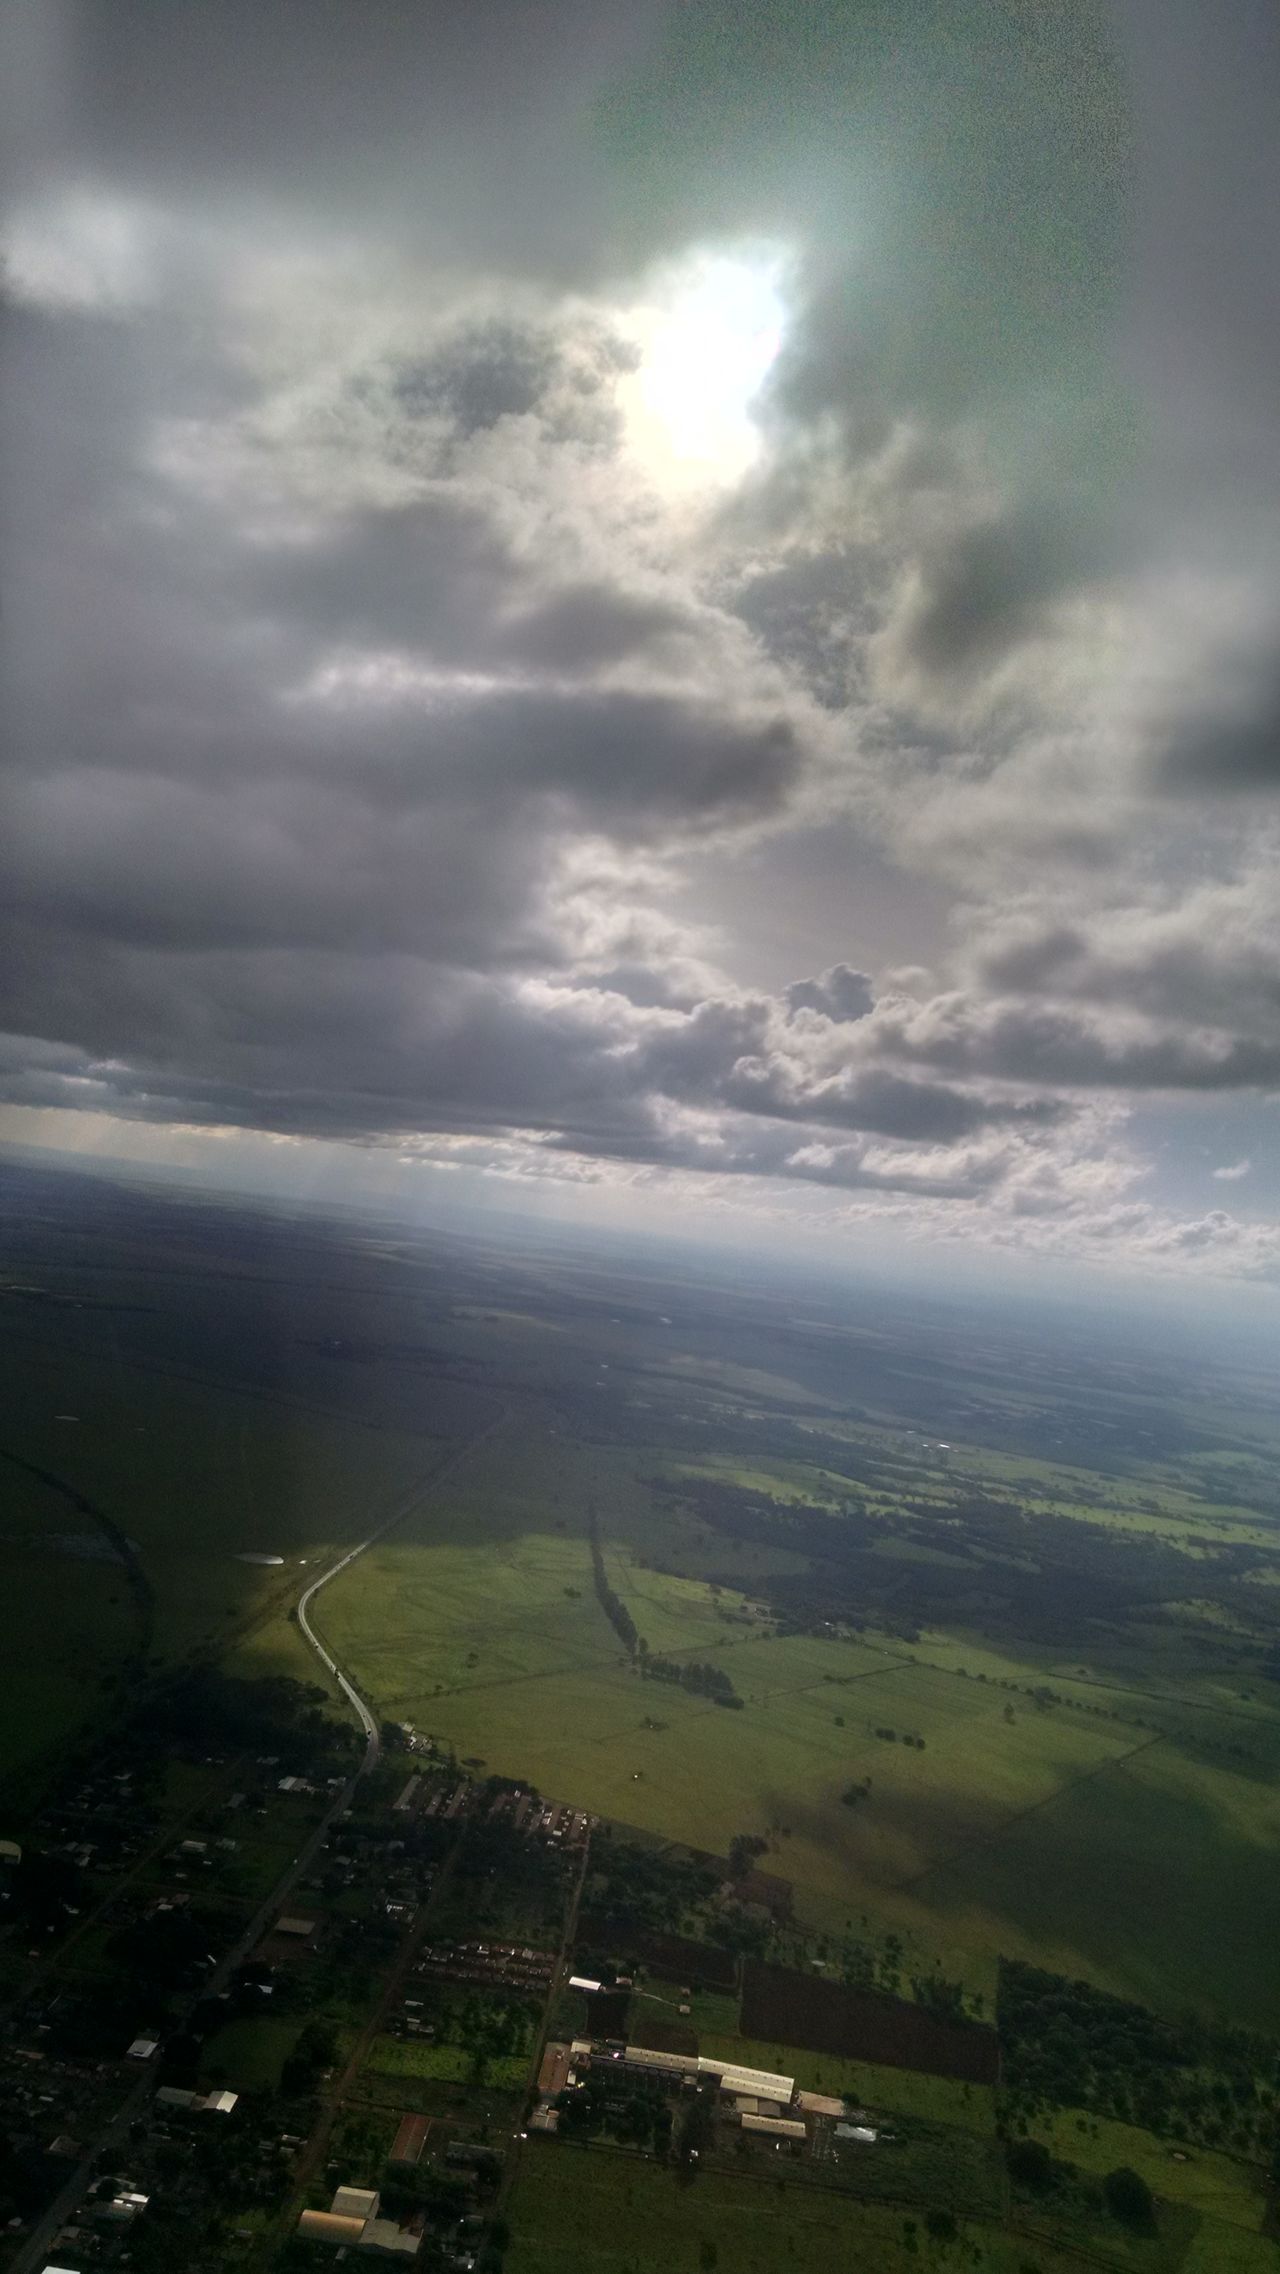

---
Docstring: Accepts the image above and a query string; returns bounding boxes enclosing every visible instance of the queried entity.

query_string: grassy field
[355,2032,529,2090]
[0,1301,492,1788]
[322,1432,1280,2027]
[1039,2108,1269,2231]
[504,2137,1192,2274]
[199,2015,307,2091]
[6,1173,1279,2274]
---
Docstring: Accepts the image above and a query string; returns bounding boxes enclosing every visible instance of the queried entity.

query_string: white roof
[698,2055,795,2102]
[330,2183,379,2220]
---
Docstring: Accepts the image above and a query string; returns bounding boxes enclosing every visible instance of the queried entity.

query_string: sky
[3,0,1280,1293]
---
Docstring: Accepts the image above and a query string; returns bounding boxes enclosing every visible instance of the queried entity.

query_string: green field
[320,1416,1280,2028]
[505,2138,1196,2274]
[354,2032,530,2091]
[6,1175,1280,2274]
[199,2016,308,2092]
[1039,2109,1267,2231]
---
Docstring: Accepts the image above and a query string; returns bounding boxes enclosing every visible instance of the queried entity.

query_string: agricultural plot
[357,2033,529,2091]
[330,1497,1278,2024]
[739,1960,999,2082]
[505,2138,1119,2274]
[915,1735,1280,2030]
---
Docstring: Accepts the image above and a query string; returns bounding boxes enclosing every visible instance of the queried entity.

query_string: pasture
[504,2139,1177,2274]
[322,1439,1280,2028]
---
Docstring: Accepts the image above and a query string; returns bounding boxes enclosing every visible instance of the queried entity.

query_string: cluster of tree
[640,1654,742,1706]
[653,1467,1267,1656]
[556,2067,672,2156]
[584,1842,722,1939]
[588,1507,642,1654]
[442,1991,538,2081]
[281,2018,338,2098]
[872,1726,926,1748]
[133,1667,355,1767]
[1005,2138,1154,2228]
[727,1832,769,1877]
[999,1961,1279,2155]
[106,1901,226,2004]
[910,1973,970,2024]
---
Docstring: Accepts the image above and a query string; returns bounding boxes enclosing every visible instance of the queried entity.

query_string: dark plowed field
[577,1917,738,1992]
[741,1961,1000,2084]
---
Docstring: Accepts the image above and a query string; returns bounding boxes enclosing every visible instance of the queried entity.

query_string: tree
[1103,2166,1154,2226]
[1005,2137,1053,2192]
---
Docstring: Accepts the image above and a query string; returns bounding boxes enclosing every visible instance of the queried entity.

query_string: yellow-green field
[505,2138,1200,2274]
[318,1426,1280,2029]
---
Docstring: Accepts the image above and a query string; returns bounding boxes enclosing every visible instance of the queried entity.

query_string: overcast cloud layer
[3,0,1280,1285]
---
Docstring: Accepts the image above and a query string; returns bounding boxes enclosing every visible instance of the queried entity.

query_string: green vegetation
[5,1172,1280,2274]
[358,2033,530,2090]
[505,2137,1135,2274]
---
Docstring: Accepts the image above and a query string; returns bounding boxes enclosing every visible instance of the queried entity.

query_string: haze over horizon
[5,0,1280,1296]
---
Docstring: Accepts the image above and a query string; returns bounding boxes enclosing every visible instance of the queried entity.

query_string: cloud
[1156,648,1280,792]
[1212,1158,1252,1181]
[894,498,1123,679]
[4,0,1280,1288]
[784,964,874,1022]
[865,989,1280,1093]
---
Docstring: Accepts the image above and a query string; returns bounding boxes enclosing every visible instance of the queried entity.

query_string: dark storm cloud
[50,0,664,279]
[785,965,874,1022]
[901,500,1121,677]
[868,993,1280,1093]
[5,0,1280,1269]
[1156,651,1280,793]
[973,899,1280,1036]
[392,324,563,437]
[244,499,701,679]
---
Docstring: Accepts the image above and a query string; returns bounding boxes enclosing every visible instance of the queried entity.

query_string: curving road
[297,1535,383,1768]
[294,1410,509,1770]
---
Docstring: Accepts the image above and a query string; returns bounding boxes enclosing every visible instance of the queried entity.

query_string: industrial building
[296,2184,424,2257]
[579,2041,797,2106]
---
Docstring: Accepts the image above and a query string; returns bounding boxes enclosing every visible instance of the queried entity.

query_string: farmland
[1,1162,1278,2272]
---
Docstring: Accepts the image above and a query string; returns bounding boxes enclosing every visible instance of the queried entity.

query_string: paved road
[296,1539,383,1767]
[294,1411,509,1764]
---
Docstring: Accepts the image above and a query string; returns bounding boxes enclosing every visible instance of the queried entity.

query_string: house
[390,2114,430,2165]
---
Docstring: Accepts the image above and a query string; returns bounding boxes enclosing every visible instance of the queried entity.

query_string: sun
[618,246,790,489]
